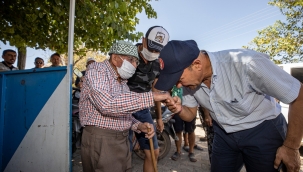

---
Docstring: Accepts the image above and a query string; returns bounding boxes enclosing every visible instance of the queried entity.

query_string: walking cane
[148,127,158,172]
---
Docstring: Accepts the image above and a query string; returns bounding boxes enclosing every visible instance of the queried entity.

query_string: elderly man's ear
[111,54,122,67]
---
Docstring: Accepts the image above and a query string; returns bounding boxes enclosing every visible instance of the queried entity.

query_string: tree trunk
[17,46,26,69]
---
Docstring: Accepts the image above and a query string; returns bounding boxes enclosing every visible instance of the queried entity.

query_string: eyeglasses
[119,55,140,66]
[35,62,43,64]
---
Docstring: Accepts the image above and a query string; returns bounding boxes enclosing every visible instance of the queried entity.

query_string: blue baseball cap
[155,40,200,91]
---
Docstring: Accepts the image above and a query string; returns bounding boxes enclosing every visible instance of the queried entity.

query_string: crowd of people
[76,26,303,172]
[77,26,206,172]
[2,24,303,172]
[0,50,64,72]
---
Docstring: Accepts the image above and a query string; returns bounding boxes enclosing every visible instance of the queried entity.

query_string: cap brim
[155,70,184,91]
[147,39,163,52]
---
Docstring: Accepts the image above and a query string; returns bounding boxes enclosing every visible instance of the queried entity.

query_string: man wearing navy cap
[155,40,303,172]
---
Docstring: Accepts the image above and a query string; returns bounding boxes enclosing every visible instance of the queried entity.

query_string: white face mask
[117,56,136,79]
[141,47,159,61]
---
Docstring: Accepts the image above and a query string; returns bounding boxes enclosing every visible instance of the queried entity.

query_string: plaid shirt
[79,60,154,131]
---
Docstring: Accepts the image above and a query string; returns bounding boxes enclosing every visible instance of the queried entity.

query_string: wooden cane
[148,127,158,172]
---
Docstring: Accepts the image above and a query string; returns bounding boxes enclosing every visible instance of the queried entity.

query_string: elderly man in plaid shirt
[79,40,173,172]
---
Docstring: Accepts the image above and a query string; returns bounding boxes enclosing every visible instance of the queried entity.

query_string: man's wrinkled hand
[274,145,301,172]
[138,122,155,139]
[153,91,172,102]
[165,96,182,114]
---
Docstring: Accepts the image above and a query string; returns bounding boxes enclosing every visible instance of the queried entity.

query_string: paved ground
[72,118,303,172]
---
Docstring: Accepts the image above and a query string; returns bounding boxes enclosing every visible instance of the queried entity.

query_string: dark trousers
[81,126,131,172]
[211,114,287,172]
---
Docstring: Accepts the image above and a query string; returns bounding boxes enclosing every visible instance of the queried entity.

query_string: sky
[0,0,285,69]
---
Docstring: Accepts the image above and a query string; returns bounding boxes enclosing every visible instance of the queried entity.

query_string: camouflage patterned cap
[108,40,139,59]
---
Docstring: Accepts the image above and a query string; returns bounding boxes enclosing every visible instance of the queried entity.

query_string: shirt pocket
[221,93,256,117]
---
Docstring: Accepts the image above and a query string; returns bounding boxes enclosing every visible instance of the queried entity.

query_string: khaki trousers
[81,126,131,172]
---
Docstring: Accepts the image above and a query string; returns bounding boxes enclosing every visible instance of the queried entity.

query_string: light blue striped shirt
[182,49,301,133]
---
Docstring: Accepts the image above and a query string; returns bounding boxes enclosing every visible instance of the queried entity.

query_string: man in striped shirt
[155,40,303,172]
[79,40,172,172]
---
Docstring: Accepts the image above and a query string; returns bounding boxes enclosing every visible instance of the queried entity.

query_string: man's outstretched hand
[165,96,182,114]
[153,91,172,102]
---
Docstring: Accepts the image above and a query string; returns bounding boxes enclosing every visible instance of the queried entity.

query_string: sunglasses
[35,61,43,64]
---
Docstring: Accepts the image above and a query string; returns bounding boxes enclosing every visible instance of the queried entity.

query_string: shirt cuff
[283,79,301,104]
[132,120,141,133]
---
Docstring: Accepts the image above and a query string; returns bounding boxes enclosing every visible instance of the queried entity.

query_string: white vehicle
[277,63,303,146]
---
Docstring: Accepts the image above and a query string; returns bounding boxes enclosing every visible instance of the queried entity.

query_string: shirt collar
[205,51,217,78]
[200,51,217,90]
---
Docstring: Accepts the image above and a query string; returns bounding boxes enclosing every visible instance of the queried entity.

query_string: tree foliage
[0,0,157,68]
[61,51,107,71]
[244,0,303,63]
[59,50,107,84]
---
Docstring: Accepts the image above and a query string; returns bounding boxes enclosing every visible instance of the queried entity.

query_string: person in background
[33,57,44,68]
[127,26,169,172]
[170,86,202,162]
[197,106,214,163]
[0,49,18,71]
[156,40,303,172]
[85,57,95,68]
[48,53,62,67]
[75,57,95,88]
[79,40,173,172]
[182,132,203,157]
[73,57,96,103]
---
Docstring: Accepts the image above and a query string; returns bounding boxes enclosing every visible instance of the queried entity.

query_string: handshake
[152,91,182,114]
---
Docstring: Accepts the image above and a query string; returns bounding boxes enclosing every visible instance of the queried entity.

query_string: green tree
[244,0,303,63]
[61,50,107,71]
[59,50,107,85]
[0,0,157,69]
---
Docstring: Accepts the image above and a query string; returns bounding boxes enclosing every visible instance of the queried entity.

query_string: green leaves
[246,0,303,63]
[0,0,157,55]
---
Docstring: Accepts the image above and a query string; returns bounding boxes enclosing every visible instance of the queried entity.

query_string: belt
[84,125,129,137]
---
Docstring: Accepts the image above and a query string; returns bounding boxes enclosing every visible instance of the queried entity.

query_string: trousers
[211,114,287,172]
[81,126,131,172]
